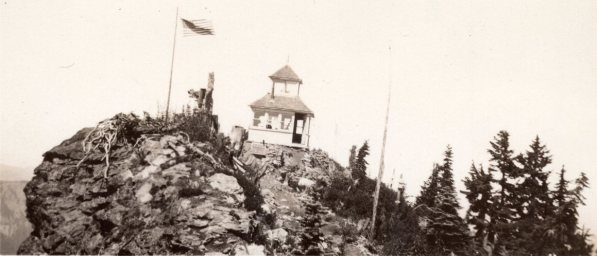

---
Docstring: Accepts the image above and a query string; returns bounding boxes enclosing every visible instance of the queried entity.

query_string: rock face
[17,129,262,255]
[240,142,375,255]
[17,114,376,255]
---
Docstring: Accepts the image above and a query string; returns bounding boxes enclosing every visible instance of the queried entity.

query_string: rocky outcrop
[17,112,376,255]
[18,127,263,255]
[240,142,375,256]
[240,142,345,191]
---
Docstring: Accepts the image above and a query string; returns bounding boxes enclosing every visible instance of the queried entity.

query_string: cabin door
[292,113,305,144]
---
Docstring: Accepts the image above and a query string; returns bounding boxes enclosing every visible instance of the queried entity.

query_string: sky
[1,0,596,246]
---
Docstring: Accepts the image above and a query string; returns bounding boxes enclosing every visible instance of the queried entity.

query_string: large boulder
[17,125,262,255]
[208,173,246,203]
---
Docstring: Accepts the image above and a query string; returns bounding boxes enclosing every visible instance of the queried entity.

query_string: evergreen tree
[554,167,569,207]
[551,169,593,255]
[415,164,441,208]
[552,167,575,254]
[352,141,369,180]
[413,147,470,255]
[516,136,553,218]
[486,131,520,254]
[427,146,469,255]
[425,186,470,255]
[438,146,457,202]
[462,163,493,247]
[513,136,554,253]
[297,190,326,255]
[460,132,594,255]
[382,196,420,256]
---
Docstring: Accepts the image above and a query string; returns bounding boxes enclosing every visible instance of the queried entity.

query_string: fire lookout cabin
[247,65,314,148]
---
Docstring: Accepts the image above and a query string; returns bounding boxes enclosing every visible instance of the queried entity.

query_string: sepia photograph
[1,1,596,255]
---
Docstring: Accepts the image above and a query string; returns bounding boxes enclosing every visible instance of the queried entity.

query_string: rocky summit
[17,123,265,254]
[16,112,376,255]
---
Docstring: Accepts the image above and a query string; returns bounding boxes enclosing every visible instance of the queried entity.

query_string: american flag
[181,18,214,36]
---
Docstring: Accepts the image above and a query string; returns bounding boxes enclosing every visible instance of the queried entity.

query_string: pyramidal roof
[250,94,313,116]
[269,65,302,83]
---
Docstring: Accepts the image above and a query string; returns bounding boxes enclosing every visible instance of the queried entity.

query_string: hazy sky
[2,0,596,244]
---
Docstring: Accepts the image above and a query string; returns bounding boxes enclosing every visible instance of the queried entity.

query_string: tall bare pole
[165,7,179,124]
[370,45,392,241]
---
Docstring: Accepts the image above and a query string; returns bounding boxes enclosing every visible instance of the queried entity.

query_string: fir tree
[427,146,469,255]
[438,146,457,202]
[552,167,575,254]
[554,167,569,207]
[462,163,493,244]
[414,147,470,255]
[297,190,326,255]
[513,136,554,254]
[551,169,593,255]
[460,132,594,255]
[382,197,419,256]
[516,136,553,218]
[415,164,441,208]
[486,131,520,254]
[425,186,470,255]
[352,141,369,180]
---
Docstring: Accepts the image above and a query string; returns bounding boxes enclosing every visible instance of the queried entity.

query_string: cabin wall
[252,109,294,131]
[273,82,300,97]
[249,108,310,148]
[247,128,299,147]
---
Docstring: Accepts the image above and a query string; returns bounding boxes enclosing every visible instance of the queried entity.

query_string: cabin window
[283,118,292,130]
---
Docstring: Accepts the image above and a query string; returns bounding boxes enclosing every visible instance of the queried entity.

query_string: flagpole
[370,44,392,241]
[165,7,179,124]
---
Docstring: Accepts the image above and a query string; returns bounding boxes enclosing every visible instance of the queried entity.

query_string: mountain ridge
[0,180,32,254]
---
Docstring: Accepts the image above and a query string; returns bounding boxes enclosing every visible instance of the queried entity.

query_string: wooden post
[370,45,392,241]
[306,116,311,147]
[165,7,179,124]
